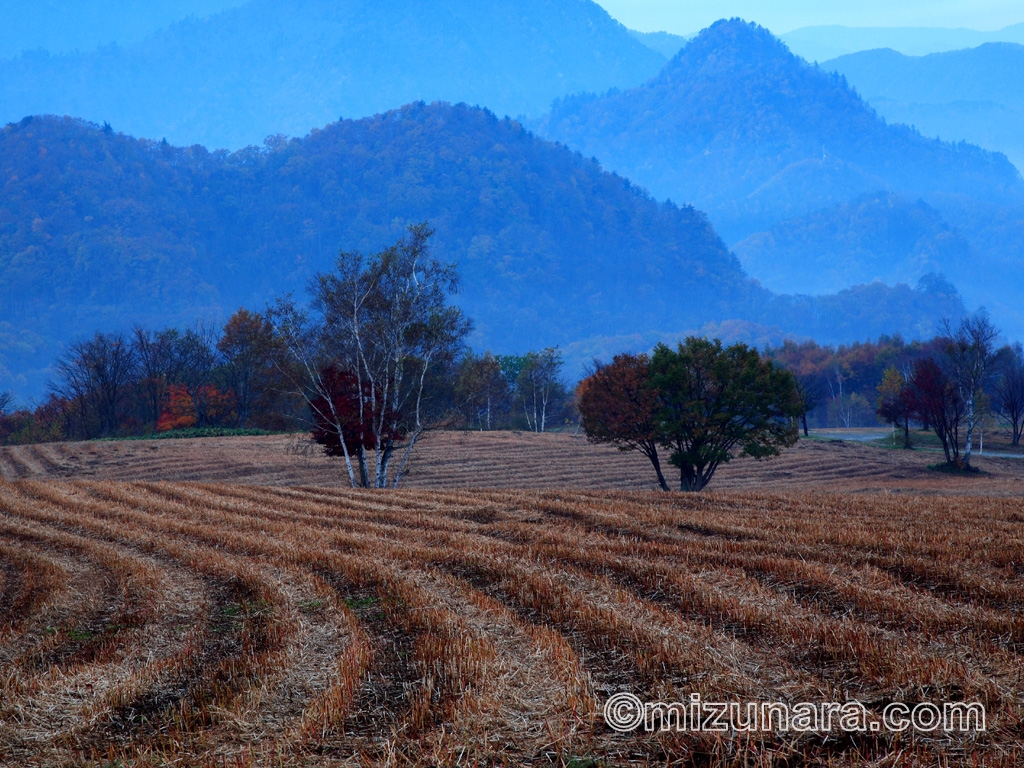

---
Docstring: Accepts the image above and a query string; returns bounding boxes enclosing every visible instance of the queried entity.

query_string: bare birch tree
[268,224,470,488]
[518,347,563,433]
[944,315,998,469]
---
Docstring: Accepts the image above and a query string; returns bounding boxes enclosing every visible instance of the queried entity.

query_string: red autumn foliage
[576,353,669,491]
[309,366,404,457]
[906,357,964,465]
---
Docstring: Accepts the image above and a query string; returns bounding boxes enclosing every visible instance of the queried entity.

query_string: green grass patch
[927,461,987,476]
[99,427,277,441]
[344,596,378,610]
[299,599,326,614]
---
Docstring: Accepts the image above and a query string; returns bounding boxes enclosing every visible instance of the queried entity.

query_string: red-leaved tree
[309,366,404,479]
[906,357,964,465]
[576,353,670,491]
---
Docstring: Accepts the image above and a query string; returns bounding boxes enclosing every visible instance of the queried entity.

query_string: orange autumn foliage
[157,384,235,431]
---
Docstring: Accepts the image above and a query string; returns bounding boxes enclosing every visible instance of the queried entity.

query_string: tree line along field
[0,450,1023,764]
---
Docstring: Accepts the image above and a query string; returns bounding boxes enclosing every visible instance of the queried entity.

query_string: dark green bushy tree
[649,339,803,492]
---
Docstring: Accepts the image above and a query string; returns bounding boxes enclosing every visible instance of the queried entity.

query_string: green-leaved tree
[649,338,803,492]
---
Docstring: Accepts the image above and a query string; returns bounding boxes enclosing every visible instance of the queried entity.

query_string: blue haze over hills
[0,1,244,59]
[781,23,1024,62]
[823,43,1024,172]
[534,19,1024,346]
[1,3,1021,402]
[0,0,665,150]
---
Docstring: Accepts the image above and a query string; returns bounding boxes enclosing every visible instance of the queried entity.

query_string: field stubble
[0,432,1022,765]
[0,472,1020,765]
[3,430,1024,495]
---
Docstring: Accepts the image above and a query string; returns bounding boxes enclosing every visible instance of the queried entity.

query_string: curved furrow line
[430,549,771,701]
[75,571,282,761]
[23,444,69,476]
[863,553,1024,613]
[121,480,879,707]
[37,484,441,758]
[0,454,26,481]
[96,565,345,766]
[77,485,591,760]
[133,482,482,542]
[537,540,1006,706]
[3,481,509,763]
[0,516,197,764]
[0,540,67,631]
[116,482,523,566]
[499,491,1024,622]
[0,491,215,696]
[292,550,499,760]
[1,480,1019,765]
[381,565,596,764]
[701,551,1024,652]
[487,495,1024,653]
[220,485,1024,671]
[3,482,301,760]
[0,448,34,480]
[0,514,152,679]
[103,484,588,760]
[397,498,991,701]
[418,549,860,763]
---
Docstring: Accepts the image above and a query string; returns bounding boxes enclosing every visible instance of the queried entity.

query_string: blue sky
[595,1,1024,35]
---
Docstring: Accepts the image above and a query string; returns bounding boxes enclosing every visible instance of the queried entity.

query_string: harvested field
[2,430,1024,495]
[0,480,1021,766]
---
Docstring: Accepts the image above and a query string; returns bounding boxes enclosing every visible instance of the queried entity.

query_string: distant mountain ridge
[782,22,1024,62]
[534,19,1024,340]
[0,0,666,149]
[627,29,691,58]
[825,43,1024,170]
[0,107,964,400]
[0,0,244,59]
[537,19,1022,240]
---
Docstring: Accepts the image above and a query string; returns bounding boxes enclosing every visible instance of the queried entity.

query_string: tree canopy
[578,338,802,492]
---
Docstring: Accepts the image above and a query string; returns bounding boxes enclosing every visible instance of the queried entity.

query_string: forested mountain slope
[0,107,963,399]
[733,194,972,295]
[535,19,1023,339]
[0,0,666,149]
[536,19,1023,242]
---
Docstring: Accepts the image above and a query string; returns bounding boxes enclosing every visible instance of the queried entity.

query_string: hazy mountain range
[0,0,243,59]
[0,108,963,400]
[0,0,665,150]
[536,20,1022,238]
[3,5,1023,403]
[824,43,1024,171]
[534,19,1024,341]
[781,23,1024,62]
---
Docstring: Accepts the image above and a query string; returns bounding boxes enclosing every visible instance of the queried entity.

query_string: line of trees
[11,311,288,444]
[454,348,571,433]
[5,222,1020,486]
[769,322,1024,454]
[871,315,1017,470]
[0,227,574,487]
